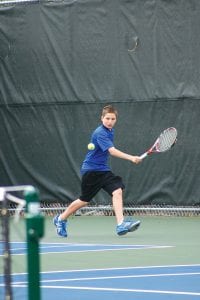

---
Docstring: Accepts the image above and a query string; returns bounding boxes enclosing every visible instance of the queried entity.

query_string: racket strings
[157,128,177,152]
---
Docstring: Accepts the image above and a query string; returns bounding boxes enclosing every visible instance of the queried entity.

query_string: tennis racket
[140,127,177,159]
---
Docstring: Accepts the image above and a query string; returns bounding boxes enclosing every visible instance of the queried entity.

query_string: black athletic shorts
[79,171,125,202]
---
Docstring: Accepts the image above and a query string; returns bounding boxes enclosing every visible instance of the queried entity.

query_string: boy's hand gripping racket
[140,127,177,159]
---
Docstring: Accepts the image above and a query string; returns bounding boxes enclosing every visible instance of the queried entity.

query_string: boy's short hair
[102,105,118,117]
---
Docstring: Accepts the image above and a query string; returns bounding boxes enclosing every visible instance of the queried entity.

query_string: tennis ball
[88,143,95,150]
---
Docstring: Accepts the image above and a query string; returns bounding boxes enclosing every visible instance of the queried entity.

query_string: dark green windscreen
[0,0,200,205]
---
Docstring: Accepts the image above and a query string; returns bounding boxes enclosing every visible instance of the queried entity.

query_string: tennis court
[1,215,200,299]
[1,0,200,299]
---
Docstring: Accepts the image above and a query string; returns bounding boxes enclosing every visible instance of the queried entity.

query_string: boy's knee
[112,188,123,197]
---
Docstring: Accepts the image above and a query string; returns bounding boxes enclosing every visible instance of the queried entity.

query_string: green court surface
[4,215,200,274]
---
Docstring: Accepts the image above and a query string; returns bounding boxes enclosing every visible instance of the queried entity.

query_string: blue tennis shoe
[116,218,141,236]
[53,215,68,237]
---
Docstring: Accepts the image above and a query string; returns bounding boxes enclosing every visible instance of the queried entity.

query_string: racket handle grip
[139,152,148,159]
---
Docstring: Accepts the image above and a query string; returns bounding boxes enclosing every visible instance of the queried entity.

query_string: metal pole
[25,187,44,300]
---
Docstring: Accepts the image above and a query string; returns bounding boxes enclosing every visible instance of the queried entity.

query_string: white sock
[118,219,124,226]
[58,215,62,221]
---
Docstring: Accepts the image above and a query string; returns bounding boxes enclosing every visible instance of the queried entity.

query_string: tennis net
[0,185,43,300]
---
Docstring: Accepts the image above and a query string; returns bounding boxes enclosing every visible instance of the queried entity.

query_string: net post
[24,186,44,300]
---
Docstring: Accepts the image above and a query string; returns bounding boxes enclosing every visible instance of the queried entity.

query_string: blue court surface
[1,264,200,300]
[0,241,173,255]
[1,242,200,299]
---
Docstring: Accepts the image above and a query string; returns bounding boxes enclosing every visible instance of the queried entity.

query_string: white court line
[1,263,200,276]
[11,271,200,285]
[6,241,173,247]
[1,264,200,297]
[40,271,200,282]
[41,245,173,255]
[10,284,200,296]
[0,242,173,256]
[1,264,200,278]
[39,263,200,274]
[41,286,200,296]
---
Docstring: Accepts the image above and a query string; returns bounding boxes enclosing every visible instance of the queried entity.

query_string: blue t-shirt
[81,125,114,174]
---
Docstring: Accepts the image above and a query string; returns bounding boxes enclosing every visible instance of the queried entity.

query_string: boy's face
[101,113,117,130]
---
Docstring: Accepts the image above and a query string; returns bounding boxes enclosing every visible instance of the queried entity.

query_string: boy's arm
[108,147,141,164]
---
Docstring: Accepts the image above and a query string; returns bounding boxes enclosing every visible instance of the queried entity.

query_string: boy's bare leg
[112,188,124,225]
[113,188,141,235]
[59,199,88,220]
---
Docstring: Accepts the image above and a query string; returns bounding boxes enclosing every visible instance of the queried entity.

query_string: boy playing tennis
[54,105,142,237]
